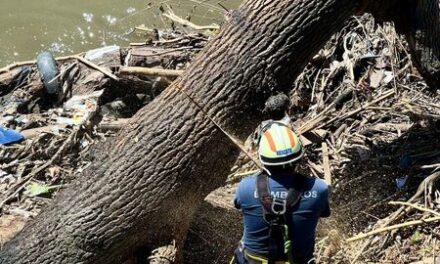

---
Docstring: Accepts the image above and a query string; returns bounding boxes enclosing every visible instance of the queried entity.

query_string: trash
[14,115,28,124]
[368,57,387,88]
[84,45,120,61]
[63,90,102,110]
[56,90,101,125]
[55,117,77,126]
[0,115,15,125]
[382,71,394,85]
[0,126,24,145]
[0,170,8,178]
[360,52,381,60]
[369,67,385,88]
[395,175,408,189]
[36,51,60,95]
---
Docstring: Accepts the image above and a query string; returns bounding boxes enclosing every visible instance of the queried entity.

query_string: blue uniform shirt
[234,173,330,263]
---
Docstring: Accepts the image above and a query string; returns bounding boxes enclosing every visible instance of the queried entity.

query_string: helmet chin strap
[263,167,272,176]
[263,162,299,176]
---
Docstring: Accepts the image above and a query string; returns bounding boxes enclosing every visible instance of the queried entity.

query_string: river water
[0,0,242,67]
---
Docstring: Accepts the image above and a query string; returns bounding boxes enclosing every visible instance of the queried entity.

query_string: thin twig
[389,201,440,217]
[73,55,119,81]
[347,216,440,243]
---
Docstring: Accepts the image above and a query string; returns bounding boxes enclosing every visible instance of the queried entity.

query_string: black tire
[36,51,60,95]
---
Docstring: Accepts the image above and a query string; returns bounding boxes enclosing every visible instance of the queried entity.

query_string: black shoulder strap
[286,175,306,210]
[256,172,273,214]
[256,171,306,215]
[256,171,306,264]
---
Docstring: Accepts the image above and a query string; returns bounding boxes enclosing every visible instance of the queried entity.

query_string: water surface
[0,0,242,66]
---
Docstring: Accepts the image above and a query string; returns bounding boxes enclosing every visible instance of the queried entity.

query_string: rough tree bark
[367,0,440,92]
[404,0,440,91]
[1,0,439,263]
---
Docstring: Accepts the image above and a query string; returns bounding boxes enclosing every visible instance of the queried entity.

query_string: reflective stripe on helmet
[286,126,296,148]
[258,122,303,166]
[263,131,277,152]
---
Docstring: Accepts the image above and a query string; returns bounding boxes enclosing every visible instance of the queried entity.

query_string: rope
[173,82,263,170]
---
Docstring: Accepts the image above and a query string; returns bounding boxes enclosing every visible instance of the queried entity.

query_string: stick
[20,125,67,139]
[297,115,327,135]
[20,119,129,139]
[73,56,119,81]
[119,66,183,78]
[163,10,219,30]
[98,119,130,131]
[346,216,440,242]
[420,163,440,169]
[226,169,260,184]
[308,160,324,174]
[321,90,395,128]
[0,53,83,74]
[231,169,259,178]
[128,46,195,56]
[217,2,229,12]
[389,201,440,217]
[322,142,332,186]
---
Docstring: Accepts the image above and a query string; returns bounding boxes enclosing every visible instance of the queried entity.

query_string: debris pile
[0,12,439,264]
[223,15,440,263]
[290,16,440,264]
[0,30,208,243]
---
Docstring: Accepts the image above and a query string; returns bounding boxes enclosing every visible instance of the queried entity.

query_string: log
[1,0,440,263]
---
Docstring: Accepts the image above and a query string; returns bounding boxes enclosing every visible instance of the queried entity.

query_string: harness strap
[256,172,305,217]
[256,171,306,264]
[256,173,272,214]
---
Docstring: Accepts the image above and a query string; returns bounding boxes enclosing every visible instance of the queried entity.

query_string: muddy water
[0,0,242,66]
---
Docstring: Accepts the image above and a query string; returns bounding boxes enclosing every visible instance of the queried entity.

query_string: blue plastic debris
[0,127,24,145]
[395,175,408,189]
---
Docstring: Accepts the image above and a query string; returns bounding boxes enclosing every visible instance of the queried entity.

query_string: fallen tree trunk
[1,0,439,264]
[405,0,440,92]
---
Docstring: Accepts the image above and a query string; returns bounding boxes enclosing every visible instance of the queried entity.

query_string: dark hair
[262,93,290,120]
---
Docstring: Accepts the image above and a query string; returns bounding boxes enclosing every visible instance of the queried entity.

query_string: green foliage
[26,182,51,197]
[410,230,422,245]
